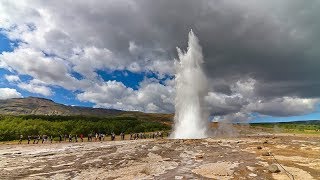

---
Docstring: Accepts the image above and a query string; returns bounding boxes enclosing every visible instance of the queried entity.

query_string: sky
[0,0,320,122]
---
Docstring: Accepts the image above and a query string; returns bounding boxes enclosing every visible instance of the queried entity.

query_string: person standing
[33,135,37,144]
[95,133,98,142]
[80,134,83,142]
[36,135,40,144]
[120,132,125,140]
[27,135,31,144]
[59,135,62,143]
[111,132,115,141]
[18,134,23,144]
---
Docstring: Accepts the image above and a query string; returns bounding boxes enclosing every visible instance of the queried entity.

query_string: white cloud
[70,46,123,79]
[77,80,133,106]
[206,78,320,121]
[0,88,22,99]
[230,78,256,99]
[0,46,81,90]
[18,82,53,96]
[1,47,68,81]
[4,75,20,82]
[77,79,174,113]
[246,97,319,116]
[212,112,251,123]
[128,41,141,55]
[205,92,244,115]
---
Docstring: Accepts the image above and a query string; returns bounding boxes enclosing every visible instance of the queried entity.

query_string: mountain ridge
[0,97,124,116]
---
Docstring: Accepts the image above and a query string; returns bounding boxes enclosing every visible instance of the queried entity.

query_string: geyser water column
[171,30,209,139]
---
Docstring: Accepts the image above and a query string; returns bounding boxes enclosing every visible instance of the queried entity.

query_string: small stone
[151,146,160,151]
[262,152,271,156]
[195,154,204,159]
[268,164,280,173]
[257,146,262,150]
[263,140,268,144]
[175,176,184,179]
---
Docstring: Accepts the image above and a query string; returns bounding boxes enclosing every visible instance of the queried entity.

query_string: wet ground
[0,133,319,180]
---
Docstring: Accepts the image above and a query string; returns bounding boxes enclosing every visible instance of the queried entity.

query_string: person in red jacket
[80,134,84,142]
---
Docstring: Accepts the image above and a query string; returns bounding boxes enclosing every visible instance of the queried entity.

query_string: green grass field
[249,120,320,134]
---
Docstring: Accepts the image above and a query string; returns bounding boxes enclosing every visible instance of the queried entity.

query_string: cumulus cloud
[246,97,319,117]
[0,46,85,91]
[207,78,320,121]
[77,79,174,113]
[4,75,20,82]
[0,0,319,119]
[18,82,53,96]
[1,47,69,82]
[0,88,22,99]
[70,46,119,79]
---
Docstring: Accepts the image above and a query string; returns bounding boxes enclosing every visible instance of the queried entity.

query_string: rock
[151,146,160,151]
[163,158,171,161]
[268,164,280,173]
[257,146,262,150]
[175,176,184,179]
[263,140,268,144]
[262,152,271,156]
[195,154,204,159]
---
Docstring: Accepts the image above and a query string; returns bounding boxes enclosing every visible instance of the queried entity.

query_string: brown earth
[0,132,319,179]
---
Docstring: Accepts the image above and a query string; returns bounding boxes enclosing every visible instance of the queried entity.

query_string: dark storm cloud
[42,0,320,99]
[140,0,320,99]
[33,0,320,89]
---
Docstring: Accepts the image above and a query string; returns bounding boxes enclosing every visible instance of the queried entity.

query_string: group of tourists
[18,135,54,144]
[17,131,167,144]
[130,131,164,140]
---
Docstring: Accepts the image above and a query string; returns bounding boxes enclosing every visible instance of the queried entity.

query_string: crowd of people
[17,131,168,144]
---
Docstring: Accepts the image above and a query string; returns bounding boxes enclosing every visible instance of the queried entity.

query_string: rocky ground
[0,133,319,180]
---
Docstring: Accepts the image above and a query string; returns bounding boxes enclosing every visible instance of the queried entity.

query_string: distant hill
[250,120,320,125]
[0,97,174,122]
[0,97,124,116]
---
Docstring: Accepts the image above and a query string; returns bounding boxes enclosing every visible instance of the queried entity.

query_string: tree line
[0,115,170,141]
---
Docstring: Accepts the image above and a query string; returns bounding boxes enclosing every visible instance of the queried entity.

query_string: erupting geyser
[171,30,209,139]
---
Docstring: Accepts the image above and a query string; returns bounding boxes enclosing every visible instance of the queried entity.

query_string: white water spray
[171,30,209,139]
